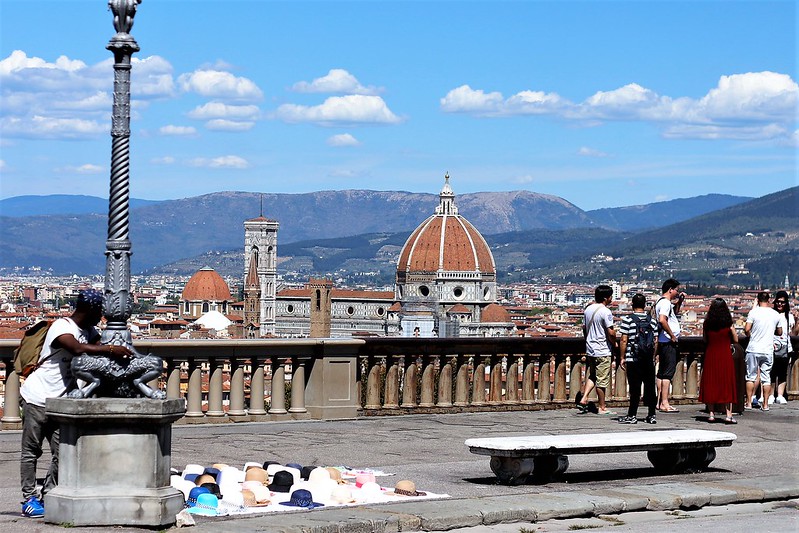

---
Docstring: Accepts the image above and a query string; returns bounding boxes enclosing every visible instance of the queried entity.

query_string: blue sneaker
[22,496,44,518]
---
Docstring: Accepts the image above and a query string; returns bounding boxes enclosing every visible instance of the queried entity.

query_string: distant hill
[0,195,160,217]
[587,194,752,231]
[0,189,595,274]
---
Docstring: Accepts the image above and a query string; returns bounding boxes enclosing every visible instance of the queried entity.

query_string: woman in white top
[771,290,799,404]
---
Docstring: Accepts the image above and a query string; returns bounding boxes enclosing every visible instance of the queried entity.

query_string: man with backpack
[655,278,685,413]
[19,289,132,518]
[618,293,658,424]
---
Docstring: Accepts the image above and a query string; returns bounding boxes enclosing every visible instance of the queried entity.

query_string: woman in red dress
[699,298,739,424]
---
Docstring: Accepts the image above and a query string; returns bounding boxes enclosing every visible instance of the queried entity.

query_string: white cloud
[55,163,104,174]
[205,119,255,131]
[577,147,609,158]
[178,70,263,101]
[0,160,6,170]
[291,69,381,95]
[275,95,401,125]
[0,50,176,140]
[441,71,798,142]
[188,155,251,169]
[151,156,176,165]
[187,102,260,120]
[327,133,361,147]
[159,125,197,136]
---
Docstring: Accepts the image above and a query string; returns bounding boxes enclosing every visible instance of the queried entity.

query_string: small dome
[182,267,231,301]
[481,303,511,323]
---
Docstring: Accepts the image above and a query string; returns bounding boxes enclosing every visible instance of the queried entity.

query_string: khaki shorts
[587,356,611,388]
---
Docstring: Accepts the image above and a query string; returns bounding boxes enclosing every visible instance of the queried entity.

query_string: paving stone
[738,474,799,500]
[694,481,766,503]
[620,484,683,510]
[512,493,594,521]
[469,495,539,524]
[545,491,628,515]
[381,499,484,531]
[586,489,651,512]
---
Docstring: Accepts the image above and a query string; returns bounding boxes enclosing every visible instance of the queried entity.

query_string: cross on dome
[435,172,458,216]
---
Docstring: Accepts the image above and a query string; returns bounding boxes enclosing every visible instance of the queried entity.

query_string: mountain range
[3,188,791,286]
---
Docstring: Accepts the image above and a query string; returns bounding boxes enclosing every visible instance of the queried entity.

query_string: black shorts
[771,356,789,383]
[657,342,678,380]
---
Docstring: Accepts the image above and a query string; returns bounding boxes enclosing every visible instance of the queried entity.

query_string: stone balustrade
[1,336,797,429]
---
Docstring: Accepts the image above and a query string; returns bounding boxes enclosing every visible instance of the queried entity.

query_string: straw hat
[325,467,345,484]
[330,485,356,504]
[392,479,427,497]
[244,467,268,485]
[195,473,216,486]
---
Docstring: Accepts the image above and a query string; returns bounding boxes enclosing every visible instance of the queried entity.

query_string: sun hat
[355,481,384,502]
[244,467,268,485]
[186,493,219,516]
[286,462,303,471]
[279,489,325,509]
[249,484,271,505]
[266,464,300,486]
[330,485,357,504]
[243,461,262,472]
[241,480,264,492]
[263,460,280,470]
[212,463,229,470]
[301,465,319,480]
[171,477,196,501]
[183,464,205,477]
[325,467,345,484]
[268,470,295,493]
[195,473,216,486]
[203,467,221,478]
[221,488,244,507]
[392,480,427,497]
[354,472,376,488]
[307,467,331,484]
[186,486,211,508]
[217,466,244,486]
[200,482,222,498]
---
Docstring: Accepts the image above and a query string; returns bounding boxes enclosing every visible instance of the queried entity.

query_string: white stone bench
[465,429,737,485]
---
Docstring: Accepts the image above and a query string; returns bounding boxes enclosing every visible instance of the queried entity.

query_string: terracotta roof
[388,302,402,312]
[181,267,231,301]
[481,303,511,323]
[447,303,472,314]
[397,214,495,275]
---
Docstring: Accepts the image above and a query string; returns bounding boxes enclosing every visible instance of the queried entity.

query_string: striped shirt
[619,312,658,362]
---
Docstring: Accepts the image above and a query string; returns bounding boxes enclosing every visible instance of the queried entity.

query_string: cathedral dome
[481,303,511,323]
[397,174,496,279]
[182,267,231,302]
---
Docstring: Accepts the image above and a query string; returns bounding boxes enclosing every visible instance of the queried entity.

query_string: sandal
[658,406,680,413]
[724,417,737,424]
[707,415,715,423]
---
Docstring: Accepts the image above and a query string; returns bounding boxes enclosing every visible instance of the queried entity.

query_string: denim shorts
[745,351,773,384]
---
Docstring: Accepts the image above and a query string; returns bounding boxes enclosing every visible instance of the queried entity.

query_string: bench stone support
[489,456,534,485]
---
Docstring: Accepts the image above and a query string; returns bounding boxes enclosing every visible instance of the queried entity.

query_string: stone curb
[185,474,799,532]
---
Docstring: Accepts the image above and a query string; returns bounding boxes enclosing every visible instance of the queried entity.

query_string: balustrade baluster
[384,355,400,409]
[401,356,418,408]
[505,354,519,404]
[614,358,627,400]
[537,354,551,403]
[685,353,699,399]
[453,355,470,406]
[365,356,383,409]
[788,354,799,396]
[488,354,503,404]
[249,357,267,416]
[437,356,454,407]
[1,361,22,428]
[553,355,567,402]
[228,358,246,417]
[419,355,437,407]
[269,359,287,415]
[185,358,204,418]
[289,357,308,414]
[471,356,487,406]
[522,354,535,404]
[206,358,225,418]
[570,356,585,401]
[166,359,181,400]
[672,353,686,400]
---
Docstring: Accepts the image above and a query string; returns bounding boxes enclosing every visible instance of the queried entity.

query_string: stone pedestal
[306,354,359,419]
[44,398,185,527]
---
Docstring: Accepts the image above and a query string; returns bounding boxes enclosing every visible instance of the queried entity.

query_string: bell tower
[244,208,279,337]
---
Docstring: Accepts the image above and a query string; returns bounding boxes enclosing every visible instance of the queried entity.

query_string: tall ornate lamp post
[103,0,141,350]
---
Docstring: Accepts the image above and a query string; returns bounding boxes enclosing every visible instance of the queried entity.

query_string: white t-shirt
[775,313,795,353]
[20,317,98,407]
[584,303,614,358]
[746,306,781,355]
[656,296,680,343]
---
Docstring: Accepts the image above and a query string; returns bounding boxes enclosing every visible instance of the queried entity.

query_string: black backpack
[630,314,655,360]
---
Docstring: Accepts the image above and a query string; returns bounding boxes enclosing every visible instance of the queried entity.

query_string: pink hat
[354,472,375,488]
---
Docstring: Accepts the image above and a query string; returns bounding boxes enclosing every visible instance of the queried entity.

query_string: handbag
[774,340,789,359]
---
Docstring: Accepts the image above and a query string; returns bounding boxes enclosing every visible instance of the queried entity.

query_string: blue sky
[0,0,796,210]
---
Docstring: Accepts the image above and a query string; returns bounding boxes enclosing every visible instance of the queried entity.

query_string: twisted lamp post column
[102,0,141,348]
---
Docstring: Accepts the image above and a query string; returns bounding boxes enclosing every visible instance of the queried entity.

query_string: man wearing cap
[19,289,132,518]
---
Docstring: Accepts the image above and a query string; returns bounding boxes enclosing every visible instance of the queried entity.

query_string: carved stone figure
[108,0,142,34]
[67,349,166,400]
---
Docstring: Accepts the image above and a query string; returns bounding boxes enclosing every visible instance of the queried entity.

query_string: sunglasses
[775,301,787,305]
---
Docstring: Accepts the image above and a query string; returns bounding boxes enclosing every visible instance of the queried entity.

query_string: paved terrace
[0,400,796,532]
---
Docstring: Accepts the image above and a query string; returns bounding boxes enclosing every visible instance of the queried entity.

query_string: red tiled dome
[397,177,495,277]
[182,267,231,301]
[481,303,511,323]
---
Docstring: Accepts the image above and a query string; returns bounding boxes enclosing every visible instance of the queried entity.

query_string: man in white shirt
[744,291,782,411]
[655,278,685,413]
[19,289,132,518]
[576,285,617,415]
